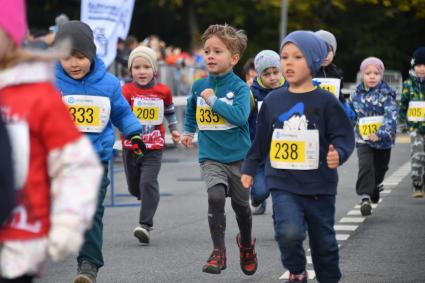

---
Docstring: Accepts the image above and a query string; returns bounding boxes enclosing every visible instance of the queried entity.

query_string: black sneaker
[285,271,308,282]
[412,186,425,198]
[360,198,372,216]
[371,187,380,204]
[74,260,98,283]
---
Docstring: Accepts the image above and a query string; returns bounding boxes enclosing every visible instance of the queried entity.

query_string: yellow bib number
[319,84,336,95]
[133,106,159,121]
[196,107,225,125]
[408,107,424,119]
[359,123,380,137]
[68,105,100,126]
[270,140,305,163]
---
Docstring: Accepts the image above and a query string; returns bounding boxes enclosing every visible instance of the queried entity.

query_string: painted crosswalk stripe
[334,225,358,231]
[347,210,361,216]
[340,217,365,223]
[336,234,350,241]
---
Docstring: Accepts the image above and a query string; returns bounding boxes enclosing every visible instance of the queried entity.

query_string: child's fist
[368,133,379,142]
[181,135,193,148]
[326,144,339,169]
[171,130,181,144]
[241,174,253,189]
[200,88,215,101]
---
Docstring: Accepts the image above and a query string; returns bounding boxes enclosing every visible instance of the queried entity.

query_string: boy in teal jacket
[182,24,257,276]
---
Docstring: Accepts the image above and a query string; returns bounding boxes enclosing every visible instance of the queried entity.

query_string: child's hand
[368,133,379,142]
[171,130,181,144]
[181,135,193,148]
[200,88,215,101]
[241,174,253,189]
[326,144,339,169]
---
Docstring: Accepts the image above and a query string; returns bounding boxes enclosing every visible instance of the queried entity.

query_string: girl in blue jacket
[54,21,144,283]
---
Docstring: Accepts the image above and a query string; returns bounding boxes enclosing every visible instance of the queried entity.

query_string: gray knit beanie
[315,29,337,55]
[55,20,96,61]
[254,50,281,76]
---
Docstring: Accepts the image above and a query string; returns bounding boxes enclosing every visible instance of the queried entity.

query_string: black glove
[130,135,146,156]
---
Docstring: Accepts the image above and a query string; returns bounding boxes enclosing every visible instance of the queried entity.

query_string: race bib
[133,98,164,125]
[407,101,425,122]
[313,78,341,97]
[196,96,236,130]
[358,116,383,140]
[270,129,319,170]
[6,122,29,190]
[63,95,111,133]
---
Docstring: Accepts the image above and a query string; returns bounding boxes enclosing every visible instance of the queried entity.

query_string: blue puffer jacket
[349,81,397,149]
[56,57,142,161]
[248,77,286,141]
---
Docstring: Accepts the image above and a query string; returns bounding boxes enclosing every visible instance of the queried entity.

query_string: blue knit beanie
[280,30,328,75]
[254,50,281,76]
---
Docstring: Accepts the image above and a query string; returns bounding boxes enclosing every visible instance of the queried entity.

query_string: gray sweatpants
[410,132,425,188]
[123,149,163,227]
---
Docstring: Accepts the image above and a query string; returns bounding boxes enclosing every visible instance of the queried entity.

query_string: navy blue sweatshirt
[0,117,15,225]
[242,87,355,195]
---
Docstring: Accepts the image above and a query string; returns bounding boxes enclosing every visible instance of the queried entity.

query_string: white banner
[81,0,135,67]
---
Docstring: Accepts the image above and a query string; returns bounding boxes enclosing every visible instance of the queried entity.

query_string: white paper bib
[270,129,319,170]
[133,98,164,125]
[63,95,111,133]
[358,116,384,140]
[196,96,236,130]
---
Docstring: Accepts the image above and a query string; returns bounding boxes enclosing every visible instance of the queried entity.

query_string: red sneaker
[236,233,258,275]
[202,249,226,274]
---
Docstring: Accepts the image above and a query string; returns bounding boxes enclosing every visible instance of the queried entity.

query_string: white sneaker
[134,225,150,244]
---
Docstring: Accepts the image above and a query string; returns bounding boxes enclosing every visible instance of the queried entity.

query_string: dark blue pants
[271,190,341,283]
[250,166,269,208]
[77,162,110,268]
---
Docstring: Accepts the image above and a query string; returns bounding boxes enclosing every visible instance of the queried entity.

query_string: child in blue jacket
[248,50,286,215]
[242,31,355,283]
[182,24,257,276]
[349,57,397,216]
[54,21,145,283]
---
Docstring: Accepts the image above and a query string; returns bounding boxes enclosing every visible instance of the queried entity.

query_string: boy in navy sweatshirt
[241,31,355,283]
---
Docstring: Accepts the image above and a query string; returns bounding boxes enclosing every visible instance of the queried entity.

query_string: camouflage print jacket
[349,80,397,149]
[399,71,425,134]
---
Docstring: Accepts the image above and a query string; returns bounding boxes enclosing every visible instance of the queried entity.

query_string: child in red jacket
[122,46,180,244]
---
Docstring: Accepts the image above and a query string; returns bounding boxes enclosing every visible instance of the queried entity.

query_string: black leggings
[208,183,252,249]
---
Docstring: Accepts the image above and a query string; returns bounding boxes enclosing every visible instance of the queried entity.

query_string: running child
[121,45,180,244]
[55,21,145,283]
[0,2,102,282]
[182,24,257,276]
[241,30,355,283]
[248,49,286,215]
[399,47,425,198]
[349,57,397,216]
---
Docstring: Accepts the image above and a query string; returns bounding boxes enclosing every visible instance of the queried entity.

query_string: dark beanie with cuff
[411,47,425,68]
[55,20,96,61]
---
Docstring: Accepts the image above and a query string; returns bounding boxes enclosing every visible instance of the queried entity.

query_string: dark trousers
[0,275,34,283]
[356,144,391,197]
[271,190,341,283]
[123,149,163,227]
[77,162,110,268]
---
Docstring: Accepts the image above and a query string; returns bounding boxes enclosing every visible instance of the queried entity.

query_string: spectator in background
[243,58,256,86]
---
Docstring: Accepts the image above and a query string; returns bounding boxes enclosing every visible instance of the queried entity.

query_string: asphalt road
[35,140,425,283]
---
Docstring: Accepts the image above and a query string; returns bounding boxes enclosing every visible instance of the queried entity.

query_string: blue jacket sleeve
[212,84,250,126]
[376,89,398,143]
[242,100,272,176]
[325,96,355,165]
[184,87,198,134]
[109,83,142,138]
